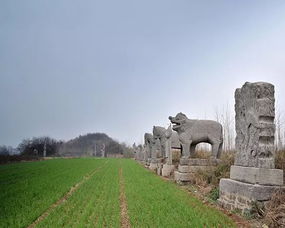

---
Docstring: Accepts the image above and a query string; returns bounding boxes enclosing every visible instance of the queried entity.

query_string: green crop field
[0,158,236,228]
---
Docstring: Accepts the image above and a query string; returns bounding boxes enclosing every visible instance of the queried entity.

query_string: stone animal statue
[153,126,170,158]
[144,133,159,160]
[169,112,223,159]
[144,133,153,160]
[153,125,181,158]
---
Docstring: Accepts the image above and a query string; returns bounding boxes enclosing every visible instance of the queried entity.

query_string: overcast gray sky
[1,0,285,146]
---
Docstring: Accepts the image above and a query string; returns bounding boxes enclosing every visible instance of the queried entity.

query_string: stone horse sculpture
[169,112,223,159]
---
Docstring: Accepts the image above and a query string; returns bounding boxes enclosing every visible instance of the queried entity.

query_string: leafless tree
[214,104,235,152]
[275,109,284,151]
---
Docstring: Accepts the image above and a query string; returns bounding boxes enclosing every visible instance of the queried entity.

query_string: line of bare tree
[214,104,285,153]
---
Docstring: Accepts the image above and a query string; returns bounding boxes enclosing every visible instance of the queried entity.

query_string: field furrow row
[1,158,236,228]
[36,159,121,227]
[0,158,105,228]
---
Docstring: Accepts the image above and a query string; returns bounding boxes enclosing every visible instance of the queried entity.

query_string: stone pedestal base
[219,165,284,213]
[149,162,158,171]
[180,158,221,166]
[144,158,151,167]
[219,178,284,214]
[174,170,193,183]
[149,158,163,173]
[156,162,163,175]
[174,158,220,184]
[161,164,175,177]
[230,165,283,186]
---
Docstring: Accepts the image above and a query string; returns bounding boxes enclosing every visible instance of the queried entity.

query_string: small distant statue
[101,144,106,158]
[33,148,38,156]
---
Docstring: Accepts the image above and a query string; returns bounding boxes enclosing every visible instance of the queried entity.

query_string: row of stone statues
[134,111,224,176]
[134,113,223,162]
[134,81,284,214]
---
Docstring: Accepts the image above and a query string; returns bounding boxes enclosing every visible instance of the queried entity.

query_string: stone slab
[162,164,175,177]
[180,158,221,166]
[230,165,283,186]
[156,163,163,175]
[149,162,158,171]
[219,178,283,202]
[174,171,194,182]
[178,165,214,173]
[219,178,285,213]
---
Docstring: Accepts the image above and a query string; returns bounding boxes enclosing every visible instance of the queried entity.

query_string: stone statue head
[169,112,188,132]
[144,133,155,145]
[153,126,166,139]
[165,125,172,139]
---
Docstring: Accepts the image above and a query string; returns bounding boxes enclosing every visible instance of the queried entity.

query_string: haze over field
[1,0,285,146]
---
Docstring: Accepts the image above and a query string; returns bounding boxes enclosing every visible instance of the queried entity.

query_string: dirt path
[119,168,131,228]
[27,161,108,228]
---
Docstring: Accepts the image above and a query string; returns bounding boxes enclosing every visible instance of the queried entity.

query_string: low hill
[58,133,126,157]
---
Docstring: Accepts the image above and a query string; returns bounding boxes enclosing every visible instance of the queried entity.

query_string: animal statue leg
[182,142,191,159]
[211,143,219,159]
[190,144,196,158]
[217,142,223,158]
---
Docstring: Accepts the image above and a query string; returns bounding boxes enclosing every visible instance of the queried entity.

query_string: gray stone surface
[149,162,158,171]
[144,133,153,161]
[230,165,283,186]
[180,158,221,166]
[157,162,163,175]
[235,82,276,168]
[153,125,171,160]
[153,125,181,165]
[174,171,194,182]
[219,178,285,213]
[219,81,284,214]
[162,164,175,177]
[178,165,214,173]
[174,158,221,183]
[170,131,181,149]
[133,144,145,161]
[144,133,159,161]
[169,113,223,159]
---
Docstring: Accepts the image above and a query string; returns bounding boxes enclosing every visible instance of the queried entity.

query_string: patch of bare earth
[27,161,107,228]
[119,168,131,228]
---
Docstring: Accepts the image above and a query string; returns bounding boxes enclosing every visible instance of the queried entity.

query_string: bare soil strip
[28,161,108,228]
[119,168,131,228]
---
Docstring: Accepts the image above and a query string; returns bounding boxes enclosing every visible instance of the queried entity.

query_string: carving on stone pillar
[235,82,275,168]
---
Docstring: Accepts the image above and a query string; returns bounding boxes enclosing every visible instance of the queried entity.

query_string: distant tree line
[0,133,134,160]
[17,137,63,157]
[0,145,17,155]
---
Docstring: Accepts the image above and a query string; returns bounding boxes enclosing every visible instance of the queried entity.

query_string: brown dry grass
[260,150,285,228]
[263,188,285,228]
[191,151,234,188]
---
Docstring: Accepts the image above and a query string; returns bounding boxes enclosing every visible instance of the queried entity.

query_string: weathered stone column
[144,133,159,171]
[143,145,148,164]
[101,143,106,158]
[144,133,153,166]
[219,82,284,214]
[161,126,175,177]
